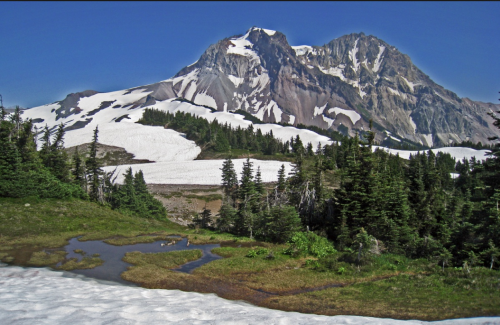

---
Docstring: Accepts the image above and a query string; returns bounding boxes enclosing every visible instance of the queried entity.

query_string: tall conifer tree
[86,126,102,202]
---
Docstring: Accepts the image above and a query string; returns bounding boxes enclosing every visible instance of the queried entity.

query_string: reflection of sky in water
[1,265,497,325]
[61,237,221,284]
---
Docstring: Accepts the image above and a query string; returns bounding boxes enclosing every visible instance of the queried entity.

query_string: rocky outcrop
[55,90,99,120]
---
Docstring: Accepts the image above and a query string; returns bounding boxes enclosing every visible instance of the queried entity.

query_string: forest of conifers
[139,107,500,268]
[2,104,500,269]
[0,107,166,220]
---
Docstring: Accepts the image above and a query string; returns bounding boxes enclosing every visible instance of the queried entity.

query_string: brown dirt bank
[123,270,414,319]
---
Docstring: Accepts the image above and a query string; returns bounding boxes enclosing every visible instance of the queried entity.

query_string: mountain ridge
[25,27,500,148]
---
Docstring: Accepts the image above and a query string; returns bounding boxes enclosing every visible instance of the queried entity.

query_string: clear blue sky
[1,1,498,108]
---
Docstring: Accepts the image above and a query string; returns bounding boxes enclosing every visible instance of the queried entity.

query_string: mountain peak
[246,26,277,37]
[30,28,500,148]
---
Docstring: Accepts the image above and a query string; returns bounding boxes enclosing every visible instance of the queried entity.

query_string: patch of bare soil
[65,143,153,166]
[147,184,223,226]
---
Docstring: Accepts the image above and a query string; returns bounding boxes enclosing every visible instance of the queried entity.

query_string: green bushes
[246,248,270,258]
[284,231,336,258]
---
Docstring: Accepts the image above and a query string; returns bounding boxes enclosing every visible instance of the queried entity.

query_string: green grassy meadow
[0,197,499,320]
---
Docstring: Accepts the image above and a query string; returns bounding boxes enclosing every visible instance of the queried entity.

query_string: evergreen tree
[255,166,264,195]
[50,124,70,182]
[216,203,238,233]
[292,135,304,155]
[238,158,259,237]
[0,119,21,197]
[220,156,238,206]
[239,158,256,202]
[306,142,314,157]
[39,125,52,169]
[0,106,6,121]
[194,205,213,229]
[264,205,302,243]
[276,164,287,193]
[72,147,86,190]
[86,126,103,202]
[312,157,324,204]
[482,240,500,269]
[214,130,230,152]
[118,167,136,211]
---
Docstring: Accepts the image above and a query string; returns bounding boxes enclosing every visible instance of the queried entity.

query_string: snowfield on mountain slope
[1,265,498,325]
[104,159,293,185]
[21,89,492,183]
[143,99,334,149]
[63,122,201,162]
[23,96,334,161]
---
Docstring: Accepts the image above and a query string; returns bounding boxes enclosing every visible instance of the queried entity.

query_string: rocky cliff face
[36,27,500,147]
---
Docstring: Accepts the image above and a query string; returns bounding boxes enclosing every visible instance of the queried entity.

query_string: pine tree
[132,169,148,216]
[306,142,314,156]
[39,125,52,169]
[264,205,302,243]
[16,119,40,169]
[312,157,323,204]
[292,135,304,155]
[315,143,323,156]
[86,126,103,202]
[0,106,6,121]
[10,106,22,137]
[277,164,287,193]
[0,119,21,197]
[220,156,238,206]
[239,158,256,202]
[216,203,238,233]
[255,166,264,195]
[50,123,70,182]
[194,205,212,229]
[214,130,230,152]
[72,147,86,190]
[120,167,137,210]
[238,158,258,237]
[288,154,305,190]
[482,240,500,269]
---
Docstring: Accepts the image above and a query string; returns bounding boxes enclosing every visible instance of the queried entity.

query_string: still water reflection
[60,237,222,285]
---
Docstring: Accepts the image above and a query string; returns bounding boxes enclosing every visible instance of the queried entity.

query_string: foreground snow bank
[1,265,497,325]
[103,159,293,185]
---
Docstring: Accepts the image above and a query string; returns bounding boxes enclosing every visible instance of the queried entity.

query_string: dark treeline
[0,106,166,220]
[201,116,500,269]
[450,140,493,150]
[279,122,345,142]
[138,108,297,155]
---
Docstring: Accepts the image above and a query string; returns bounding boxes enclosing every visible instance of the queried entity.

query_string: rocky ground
[65,143,153,166]
[148,184,223,226]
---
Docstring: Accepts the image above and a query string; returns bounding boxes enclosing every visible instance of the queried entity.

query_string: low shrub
[284,232,336,258]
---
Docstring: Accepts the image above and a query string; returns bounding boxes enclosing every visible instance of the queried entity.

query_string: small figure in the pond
[167,241,173,246]
[187,240,190,247]
[161,243,165,247]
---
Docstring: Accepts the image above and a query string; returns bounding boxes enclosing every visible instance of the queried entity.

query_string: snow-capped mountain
[24,27,500,149]
[21,85,490,186]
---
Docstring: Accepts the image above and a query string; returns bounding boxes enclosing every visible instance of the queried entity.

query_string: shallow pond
[56,237,222,285]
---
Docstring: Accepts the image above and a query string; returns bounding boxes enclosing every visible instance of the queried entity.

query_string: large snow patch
[104,159,292,185]
[1,265,498,325]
